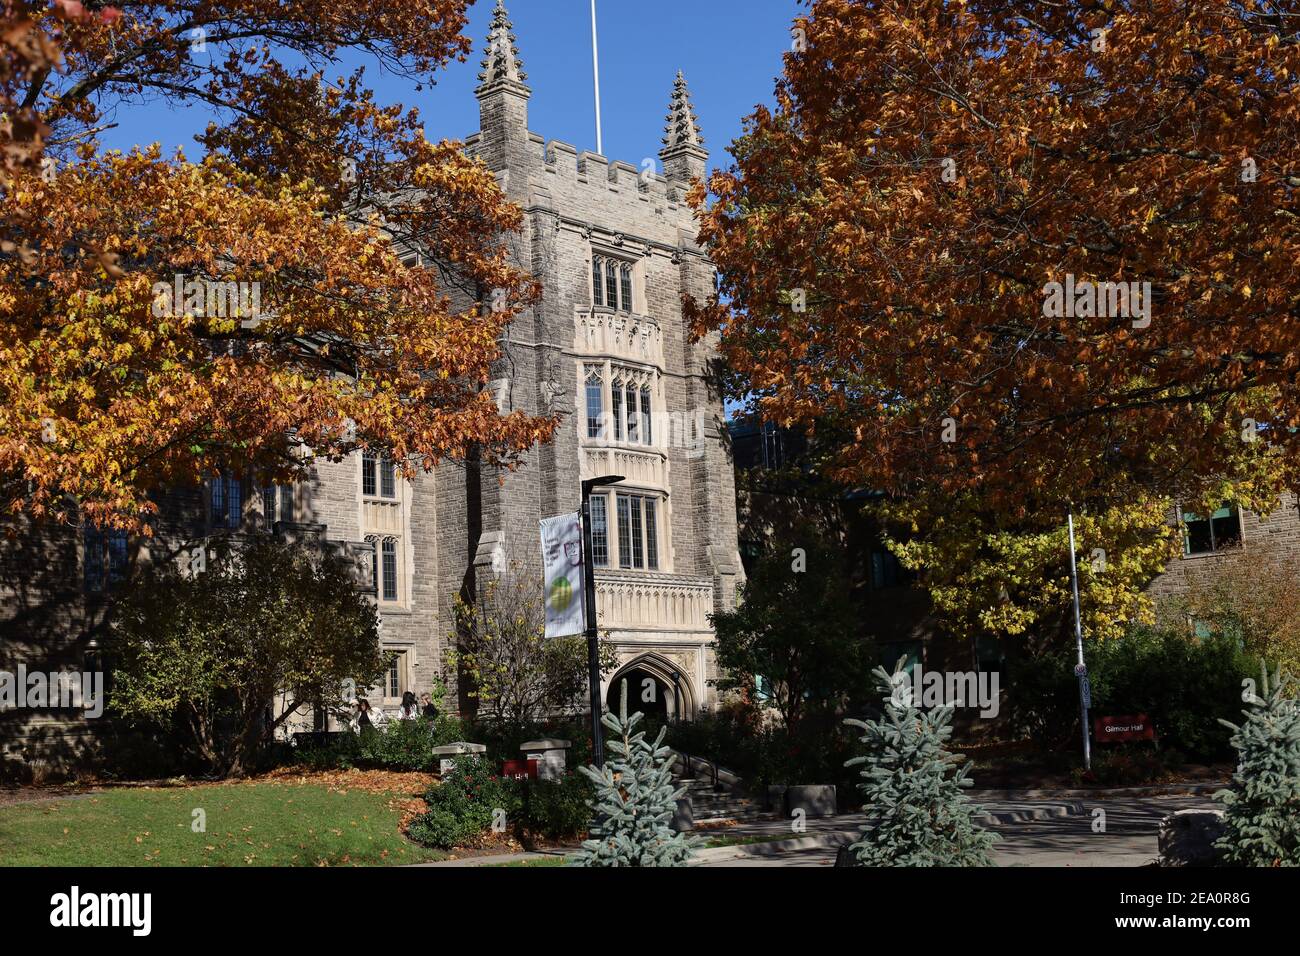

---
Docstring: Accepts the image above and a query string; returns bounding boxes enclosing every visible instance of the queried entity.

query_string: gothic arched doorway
[606,654,696,721]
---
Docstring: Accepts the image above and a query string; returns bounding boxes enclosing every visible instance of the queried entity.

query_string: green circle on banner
[550,575,574,612]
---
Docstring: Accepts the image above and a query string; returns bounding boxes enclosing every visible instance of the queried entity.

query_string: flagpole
[590,0,603,154]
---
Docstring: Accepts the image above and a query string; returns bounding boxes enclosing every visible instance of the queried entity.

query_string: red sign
[1093,713,1156,743]
[501,759,538,780]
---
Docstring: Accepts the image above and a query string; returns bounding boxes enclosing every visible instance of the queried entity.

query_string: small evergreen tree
[842,658,997,866]
[1215,666,1300,866]
[568,680,696,867]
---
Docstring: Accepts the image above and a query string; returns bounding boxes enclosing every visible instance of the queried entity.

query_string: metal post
[581,475,623,768]
[1067,510,1092,771]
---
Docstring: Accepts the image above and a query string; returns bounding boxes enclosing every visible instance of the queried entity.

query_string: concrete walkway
[414,792,1213,867]
[696,795,1212,867]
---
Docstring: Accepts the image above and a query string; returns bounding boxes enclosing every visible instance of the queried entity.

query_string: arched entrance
[606,654,696,721]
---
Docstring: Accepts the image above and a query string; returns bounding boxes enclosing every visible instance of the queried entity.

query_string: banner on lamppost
[540,512,585,639]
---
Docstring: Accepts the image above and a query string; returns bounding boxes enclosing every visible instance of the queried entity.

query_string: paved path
[696,795,1211,867]
[415,793,1215,867]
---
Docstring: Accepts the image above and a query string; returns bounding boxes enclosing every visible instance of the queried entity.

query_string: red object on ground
[1093,713,1156,743]
[501,759,539,780]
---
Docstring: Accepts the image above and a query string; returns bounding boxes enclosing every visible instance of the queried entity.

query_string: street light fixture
[581,474,623,768]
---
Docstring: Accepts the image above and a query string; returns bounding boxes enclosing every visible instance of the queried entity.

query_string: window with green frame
[1182,502,1241,555]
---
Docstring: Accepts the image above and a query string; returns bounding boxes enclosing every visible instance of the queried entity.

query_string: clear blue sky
[99,0,804,178]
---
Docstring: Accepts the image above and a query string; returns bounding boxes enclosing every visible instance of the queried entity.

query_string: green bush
[1007,625,1260,761]
[1071,746,1176,787]
[405,755,593,850]
[287,715,469,772]
[521,772,592,840]
[406,806,476,850]
[406,755,520,849]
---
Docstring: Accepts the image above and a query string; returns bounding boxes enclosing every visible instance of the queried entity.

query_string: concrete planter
[519,738,571,781]
[431,741,487,776]
[783,784,837,819]
[672,796,694,833]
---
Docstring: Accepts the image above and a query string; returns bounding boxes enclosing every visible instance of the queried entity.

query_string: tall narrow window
[616,495,632,569]
[211,476,241,529]
[362,451,377,497]
[591,494,609,567]
[644,498,659,570]
[211,477,225,526]
[628,495,645,569]
[605,260,618,309]
[381,538,398,601]
[611,379,623,441]
[640,386,652,445]
[586,368,604,439]
[262,484,277,527]
[387,651,405,698]
[620,264,632,312]
[108,531,128,586]
[262,484,292,527]
[84,526,106,593]
[84,527,128,593]
[380,458,396,499]
[592,255,603,305]
[625,381,638,443]
[226,478,241,528]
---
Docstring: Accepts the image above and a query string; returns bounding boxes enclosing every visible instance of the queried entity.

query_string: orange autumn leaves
[1,2,554,531]
[690,0,1300,514]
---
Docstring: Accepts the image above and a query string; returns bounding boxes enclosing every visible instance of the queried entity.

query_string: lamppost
[1067,510,1092,771]
[581,474,623,768]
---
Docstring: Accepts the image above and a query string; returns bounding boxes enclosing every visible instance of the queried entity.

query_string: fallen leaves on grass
[257,767,437,797]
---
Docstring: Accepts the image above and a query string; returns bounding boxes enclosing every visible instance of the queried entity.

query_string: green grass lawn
[0,781,445,867]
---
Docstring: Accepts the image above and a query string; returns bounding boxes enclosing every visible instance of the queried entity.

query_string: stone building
[0,1,742,772]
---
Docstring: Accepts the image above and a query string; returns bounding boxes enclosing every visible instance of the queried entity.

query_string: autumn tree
[446,565,619,727]
[876,491,1180,652]
[690,0,1300,520]
[1,0,553,532]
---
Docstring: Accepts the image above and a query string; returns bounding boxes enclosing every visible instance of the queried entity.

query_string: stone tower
[445,1,744,717]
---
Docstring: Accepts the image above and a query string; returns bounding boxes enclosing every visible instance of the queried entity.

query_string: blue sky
[99,0,804,178]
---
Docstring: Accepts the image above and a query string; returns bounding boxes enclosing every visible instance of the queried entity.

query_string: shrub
[521,773,592,840]
[1071,747,1176,787]
[1007,625,1260,761]
[405,755,594,850]
[407,755,520,849]
[406,807,476,850]
[287,714,469,772]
